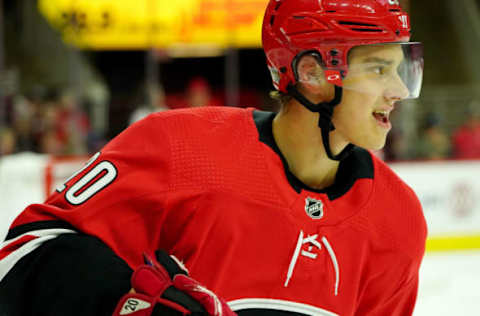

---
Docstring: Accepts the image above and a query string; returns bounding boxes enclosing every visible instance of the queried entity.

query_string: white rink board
[0,153,49,241]
[390,160,480,237]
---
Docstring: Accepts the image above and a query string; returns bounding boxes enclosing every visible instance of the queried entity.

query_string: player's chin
[369,140,387,151]
[353,135,387,151]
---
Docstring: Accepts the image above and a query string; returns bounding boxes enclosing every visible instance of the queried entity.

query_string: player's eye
[371,65,385,75]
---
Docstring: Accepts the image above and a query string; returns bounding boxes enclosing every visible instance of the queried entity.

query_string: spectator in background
[5,88,92,155]
[56,92,90,155]
[184,77,222,108]
[129,83,169,125]
[12,94,37,152]
[0,128,17,156]
[14,88,63,154]
[39,129,63,155]
[452,108,480,159]
[415,112,450,160]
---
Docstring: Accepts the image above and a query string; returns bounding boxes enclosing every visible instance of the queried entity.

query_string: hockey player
[0,0,426,315]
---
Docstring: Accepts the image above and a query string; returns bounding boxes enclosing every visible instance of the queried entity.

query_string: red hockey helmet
[262,0,419,94]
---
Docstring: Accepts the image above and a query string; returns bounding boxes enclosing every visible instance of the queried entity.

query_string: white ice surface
[414,251,480,315]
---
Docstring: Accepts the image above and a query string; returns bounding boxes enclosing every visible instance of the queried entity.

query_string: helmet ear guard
[293,50,349,91]
[293,51,329,90]
[292,50,324,82]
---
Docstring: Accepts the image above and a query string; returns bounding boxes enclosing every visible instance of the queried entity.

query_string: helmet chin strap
[286,84,355,161]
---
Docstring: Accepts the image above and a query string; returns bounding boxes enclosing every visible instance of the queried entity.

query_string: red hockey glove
[113,250,237,316]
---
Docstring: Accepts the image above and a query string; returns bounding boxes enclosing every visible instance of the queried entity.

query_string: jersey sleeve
[355,257,422,316]
[0,234,133,316]
[0,114,172,315]
[356,204,427,315]
[354,156,428,316]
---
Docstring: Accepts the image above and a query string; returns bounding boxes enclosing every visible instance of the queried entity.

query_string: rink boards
[390,160,480,252]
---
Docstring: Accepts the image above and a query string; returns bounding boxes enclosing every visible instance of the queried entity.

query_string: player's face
[331,44,409,150]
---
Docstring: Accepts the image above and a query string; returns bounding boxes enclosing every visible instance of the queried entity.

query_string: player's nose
[384,74,409,101]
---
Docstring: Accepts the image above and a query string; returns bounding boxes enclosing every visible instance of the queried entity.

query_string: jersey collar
[253,110,374,201]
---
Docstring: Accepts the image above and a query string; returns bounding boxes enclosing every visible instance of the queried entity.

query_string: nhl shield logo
[305,197,324,219]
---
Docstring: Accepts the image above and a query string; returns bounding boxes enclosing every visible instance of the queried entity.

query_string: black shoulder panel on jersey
[253,110,373,200]
[0,233,132,316]
[327,146,373,199]
[5,220,79,241]
[253,110,276,144]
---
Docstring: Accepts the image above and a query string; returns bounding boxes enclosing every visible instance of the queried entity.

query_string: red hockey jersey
[0,107,427,316]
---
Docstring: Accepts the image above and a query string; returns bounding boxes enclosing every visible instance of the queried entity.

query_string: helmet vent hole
[338,21,378,27]
[338,21,383,33]
[274,2,282,11]
[389,9,401,12]
[350,28,383,32]
[326,10,336,13]
[293,16,305,19]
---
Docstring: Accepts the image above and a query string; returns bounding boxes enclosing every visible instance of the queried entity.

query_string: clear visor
[297,42,424,100]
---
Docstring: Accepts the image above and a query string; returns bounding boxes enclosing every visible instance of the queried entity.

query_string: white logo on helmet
[388,0,400,5]
[327,74,340,81]
[398,15,408,29]
[268,66,281,87]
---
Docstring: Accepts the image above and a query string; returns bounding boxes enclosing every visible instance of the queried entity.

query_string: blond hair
[269,90,293,108]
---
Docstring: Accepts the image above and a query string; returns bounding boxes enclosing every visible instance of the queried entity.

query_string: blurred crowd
[0,77,268,158]
[1,79,480,162]
[390,105,480,161]
[129,77,226,125]
[0,87,91,156]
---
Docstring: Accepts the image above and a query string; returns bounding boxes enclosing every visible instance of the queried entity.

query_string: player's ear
[296,54,334,99]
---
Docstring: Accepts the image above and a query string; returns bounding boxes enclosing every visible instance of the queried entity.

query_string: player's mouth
[372,110,391,129]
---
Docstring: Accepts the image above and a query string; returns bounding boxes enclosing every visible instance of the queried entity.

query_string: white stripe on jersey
[0,229,77,281]
[227,298,339,316]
